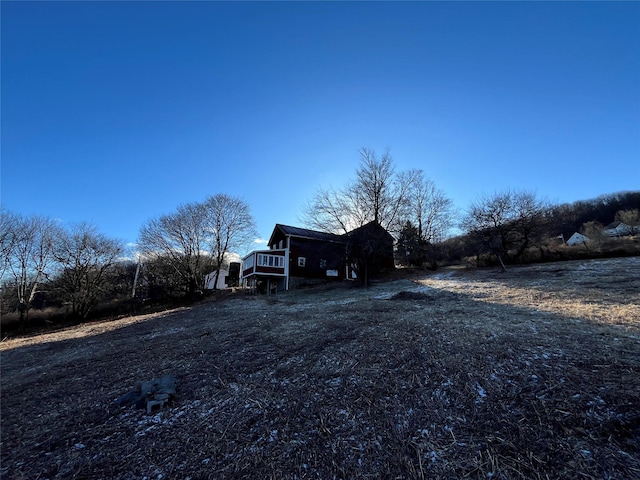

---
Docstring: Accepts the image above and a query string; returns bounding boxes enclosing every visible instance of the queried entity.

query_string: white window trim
[258,254,284,268]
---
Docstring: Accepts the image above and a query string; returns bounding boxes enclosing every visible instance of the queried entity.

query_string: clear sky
[2,1,639,252]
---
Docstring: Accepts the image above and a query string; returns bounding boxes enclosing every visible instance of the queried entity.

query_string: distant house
[604,222,633,237]
[566,232,590,246]
[241,222,394,293]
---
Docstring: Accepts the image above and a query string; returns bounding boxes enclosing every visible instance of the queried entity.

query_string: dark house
[345,221,395,285]
[241,221,394,292]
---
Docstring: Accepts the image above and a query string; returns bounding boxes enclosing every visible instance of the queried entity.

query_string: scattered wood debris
[114,375,176,414]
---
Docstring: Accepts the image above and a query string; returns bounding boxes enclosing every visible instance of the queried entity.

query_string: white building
[566,232,590,246]
[204,269,230,290]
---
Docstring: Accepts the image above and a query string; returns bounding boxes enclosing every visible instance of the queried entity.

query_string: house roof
[345,221,395,241]
[566,232,589,245]
[268,224,344,246]
[568,232,588,239]
[605,222,630,230]
[267,221,394,248]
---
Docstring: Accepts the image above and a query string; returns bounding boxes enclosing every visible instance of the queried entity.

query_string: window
[258,254,284,268]
[298,257,306,267]
[319,259,327,269]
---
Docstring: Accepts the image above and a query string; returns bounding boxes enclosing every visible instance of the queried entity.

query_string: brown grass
[1,257,639,479]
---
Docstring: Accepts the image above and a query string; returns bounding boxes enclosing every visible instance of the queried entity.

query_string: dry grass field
[1,257,639,479]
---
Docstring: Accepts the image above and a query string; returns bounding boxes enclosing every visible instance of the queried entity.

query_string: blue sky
[2,1,639,252]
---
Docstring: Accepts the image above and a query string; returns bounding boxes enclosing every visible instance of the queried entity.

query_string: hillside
[2,257,639,479]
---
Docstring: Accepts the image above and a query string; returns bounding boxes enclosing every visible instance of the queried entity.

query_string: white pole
[132,260,141,298]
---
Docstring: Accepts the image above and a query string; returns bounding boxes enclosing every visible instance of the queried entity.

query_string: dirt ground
[2,257,639,479]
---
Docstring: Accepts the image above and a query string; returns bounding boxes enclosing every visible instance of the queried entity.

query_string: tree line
[1,194,256,330]
[2,147,638,331]
[301,147,639,269]
[1,217,125,327]
[442,190,640,268]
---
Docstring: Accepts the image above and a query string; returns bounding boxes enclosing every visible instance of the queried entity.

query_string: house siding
[345,222,395,270]
[288,237,346,280]
[242,250,287,278]
[242,222,394,292]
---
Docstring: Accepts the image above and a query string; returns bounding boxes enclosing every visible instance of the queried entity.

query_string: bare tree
[462,190,549,268]
[138,202,211,298]
[511,192,553,258]
[407,170,456,244]
[2,212,59,325]
[54,223,124,319]
[202,194,257,290]
[355,148,395,225]
[139,195,256,296]
[303,186,367,234]
[581,221,606,243]
[0,209,19,280]
[614,209,640,230]
[303,148,418,235]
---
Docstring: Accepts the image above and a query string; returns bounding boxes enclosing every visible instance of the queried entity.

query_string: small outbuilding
[566,232,590,246]
[204,262,241,290]
[604,222,633,237]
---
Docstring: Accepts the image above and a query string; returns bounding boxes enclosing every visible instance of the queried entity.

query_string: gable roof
[345,221,395,242]
[268,221,396,247]
[268,224,344,246]
[605,222,631,230]
[566,232,589,245]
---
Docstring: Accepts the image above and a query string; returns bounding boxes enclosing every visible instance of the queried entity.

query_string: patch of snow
[326,377,342,387]
[475,383,487,404]
[476,384,486,397]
